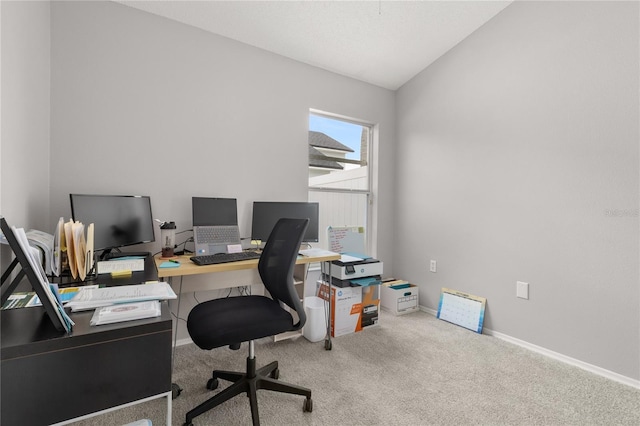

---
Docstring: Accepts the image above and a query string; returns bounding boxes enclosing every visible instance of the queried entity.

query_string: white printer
[330,254,383,280]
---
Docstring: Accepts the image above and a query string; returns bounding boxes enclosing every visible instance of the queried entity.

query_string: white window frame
[308,109,375,256]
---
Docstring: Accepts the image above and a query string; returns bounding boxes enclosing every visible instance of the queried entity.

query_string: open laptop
[192,197,241,255]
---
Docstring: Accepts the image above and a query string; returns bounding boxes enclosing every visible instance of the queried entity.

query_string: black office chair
[184,218,313,426]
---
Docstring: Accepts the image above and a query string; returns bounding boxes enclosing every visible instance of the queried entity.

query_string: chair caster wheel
[270,368,280,379]
[172,383,183,399]
[303,397,313,412]
[207,378,219,390]
[324,339,332,350]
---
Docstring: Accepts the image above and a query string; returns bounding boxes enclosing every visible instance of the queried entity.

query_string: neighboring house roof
[309,146,343,170]
[308,131,354,153]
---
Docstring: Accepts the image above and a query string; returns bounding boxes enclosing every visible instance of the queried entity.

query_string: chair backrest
[258,218,309,330]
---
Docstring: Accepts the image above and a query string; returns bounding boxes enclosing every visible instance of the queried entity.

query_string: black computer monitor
[251,201,319,243]
[69,194,155,255]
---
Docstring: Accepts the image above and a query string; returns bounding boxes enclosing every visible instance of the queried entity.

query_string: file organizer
[1,217,70,332]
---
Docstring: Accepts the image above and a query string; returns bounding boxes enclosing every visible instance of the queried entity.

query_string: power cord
[174,236,194,256]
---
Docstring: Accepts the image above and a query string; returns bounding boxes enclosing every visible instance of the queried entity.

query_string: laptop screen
[192,197,238,226]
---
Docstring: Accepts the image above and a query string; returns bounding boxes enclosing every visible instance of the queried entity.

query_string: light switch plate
[517,281,529,299]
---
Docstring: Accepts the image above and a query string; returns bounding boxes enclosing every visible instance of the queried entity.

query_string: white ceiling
[117,1,512,90]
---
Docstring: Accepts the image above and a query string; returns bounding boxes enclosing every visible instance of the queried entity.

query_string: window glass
[308,111,373,252]
[309,113,370,191]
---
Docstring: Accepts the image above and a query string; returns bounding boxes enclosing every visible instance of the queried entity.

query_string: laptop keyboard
[195,225,240,244]
[190,251,261,266]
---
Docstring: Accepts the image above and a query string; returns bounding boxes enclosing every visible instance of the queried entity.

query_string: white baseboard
[176,337,194,347]
[419,305,640,390]
[421,306,438,316]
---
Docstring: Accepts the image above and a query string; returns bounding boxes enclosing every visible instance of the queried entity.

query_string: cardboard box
[360,281,380,328]
[381,280,419,316]
[317,281,362,337]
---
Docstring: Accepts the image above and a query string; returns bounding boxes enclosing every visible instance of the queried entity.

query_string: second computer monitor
[251,201,319,243]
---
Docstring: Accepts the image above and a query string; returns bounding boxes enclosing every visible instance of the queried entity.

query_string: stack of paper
[299,248,338,258]
[66,282,177,312]
[9,226,75,332]
[338,254,364,263]
[90,301,162,325]
[0,223,63,277]
[23,229,55,275]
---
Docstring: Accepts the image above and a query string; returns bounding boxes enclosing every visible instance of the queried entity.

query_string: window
[308,110,373,254]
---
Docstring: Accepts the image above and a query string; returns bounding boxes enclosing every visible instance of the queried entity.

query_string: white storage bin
[381,280,419,315]
[303,296,326,342]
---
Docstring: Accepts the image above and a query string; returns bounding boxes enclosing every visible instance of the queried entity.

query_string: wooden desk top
[155,251,340,278]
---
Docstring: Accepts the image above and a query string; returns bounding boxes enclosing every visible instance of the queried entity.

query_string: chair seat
[187,295,295,350]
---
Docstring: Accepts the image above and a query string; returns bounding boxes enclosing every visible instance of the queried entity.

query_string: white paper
[339,254,364,263]
[11,226,74,331]
[299,248,338,258]
[90,300,161,325]
[97,258,145,274]
[25,229,54,275]
[52,217,63,276]
[227,244,242,253]
[66,282,176,312]
[85,223,94,276]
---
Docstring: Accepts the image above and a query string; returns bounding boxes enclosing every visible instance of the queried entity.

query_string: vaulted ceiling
[116,1,512,90]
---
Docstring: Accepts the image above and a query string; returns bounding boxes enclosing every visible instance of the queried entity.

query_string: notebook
[192,197,241,255]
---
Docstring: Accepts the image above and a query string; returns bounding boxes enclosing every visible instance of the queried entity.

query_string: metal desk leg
[324,261,332,351]
[169,276,183,399]
[166,390,173,424]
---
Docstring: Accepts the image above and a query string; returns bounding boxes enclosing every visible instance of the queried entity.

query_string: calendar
[436,288,486,334]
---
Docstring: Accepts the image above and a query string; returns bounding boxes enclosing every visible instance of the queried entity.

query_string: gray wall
[0,0,50,230]
[49,0,396,262]
[48,1,395,342]
[395,1,639,380]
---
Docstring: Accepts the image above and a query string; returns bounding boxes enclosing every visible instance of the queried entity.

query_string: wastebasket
[303,296,326,342]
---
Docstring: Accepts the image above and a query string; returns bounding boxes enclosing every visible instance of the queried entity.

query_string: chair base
[184,356,312,426]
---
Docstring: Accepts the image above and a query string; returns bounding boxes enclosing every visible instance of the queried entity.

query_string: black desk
[0,256,173,425]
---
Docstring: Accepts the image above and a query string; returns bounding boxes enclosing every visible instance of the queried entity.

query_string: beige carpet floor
[71,310,640,426]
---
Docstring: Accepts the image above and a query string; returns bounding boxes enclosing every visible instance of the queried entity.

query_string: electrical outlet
[517,281,529,299]
[430,260,437,273]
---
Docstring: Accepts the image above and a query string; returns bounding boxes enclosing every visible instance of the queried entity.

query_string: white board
[327,226,365,254]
